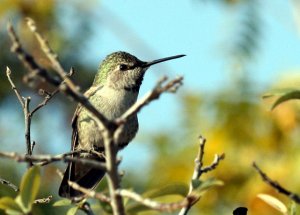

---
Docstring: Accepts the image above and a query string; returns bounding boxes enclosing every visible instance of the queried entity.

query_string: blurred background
[1,0,300,214]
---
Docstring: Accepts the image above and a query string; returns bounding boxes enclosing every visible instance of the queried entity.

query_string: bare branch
[117,189,197,213]
[8,20,124,214]
[179,136,225,215]
[34,195,53,204]
[31,68,73,116]
[6,66,33,165]
[0,177,19,192]
[200,153,225,175]
[67,179,111,203]
[8,19,184,215]
[30,89,59,116]
[23,97,33,165]
[7,22,113,131]
[24,18,113,130]
[0,151,107,170]
[0,177,52,203]
[6,67,25,108]
[7,22,61,86]
[26,18,77,93]
[109,76,183,214]
[253,162,300,203]
[115,76,183,126]
[113,76,183,146]
[102,129,125,214]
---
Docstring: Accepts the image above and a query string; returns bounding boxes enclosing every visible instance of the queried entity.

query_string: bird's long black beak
[142,54,185,68]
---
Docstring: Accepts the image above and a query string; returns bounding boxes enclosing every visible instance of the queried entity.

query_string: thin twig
[56,170,111,204]
[7,22,61,86]
[6,67,61,165]
[26,18,76,92]
[32,67,74,119]
[6,67,33,165]
[24,19,113,130]
[179,136,225,215]
[67,179,111,203]
[8,20,123,214]
[109,76,183,214]
[253,162,300,203]
[30,89,59,116]
[102,128,125,214]
[24,97,33,165]
[117,189,196,213]
[0,177,19,192]
[30,61,74,116]
[0,151,107,170]
[7,22,113,131]
[201,154,225,174]
[113,76,183,145]
[34,195,53,204]
[6,67,25,108]
[8,20,185,215]
[115,76,183,126]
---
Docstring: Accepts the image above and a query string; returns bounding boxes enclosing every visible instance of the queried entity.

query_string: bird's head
[93,51,185,92]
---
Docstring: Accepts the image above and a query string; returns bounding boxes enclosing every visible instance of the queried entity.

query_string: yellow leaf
[257,194,288,215]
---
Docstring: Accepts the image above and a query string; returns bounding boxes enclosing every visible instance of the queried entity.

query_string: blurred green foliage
[1,0,300,215]
[0,166,41,215]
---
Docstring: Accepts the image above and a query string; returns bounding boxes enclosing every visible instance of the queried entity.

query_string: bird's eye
[119,64,127,71]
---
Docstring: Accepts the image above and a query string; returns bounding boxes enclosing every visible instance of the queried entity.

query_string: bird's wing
[58,104,80,198]
[59,85,105,198]
[70,85,102,151]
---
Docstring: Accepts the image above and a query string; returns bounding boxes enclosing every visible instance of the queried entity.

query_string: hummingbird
[59,51,185,199]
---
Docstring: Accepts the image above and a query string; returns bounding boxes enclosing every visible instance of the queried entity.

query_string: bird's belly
[78,116,138,150]
[77,89,139,150]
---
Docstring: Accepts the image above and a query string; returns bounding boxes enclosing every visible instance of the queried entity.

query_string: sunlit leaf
[257,194,288,215]
[66,206,78,215]
[53,199,72,207]
[0,197,23,215]
[19,166,41,213]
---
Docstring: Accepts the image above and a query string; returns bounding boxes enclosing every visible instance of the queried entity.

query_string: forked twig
[0,177,19,192]
[179,136,225,215]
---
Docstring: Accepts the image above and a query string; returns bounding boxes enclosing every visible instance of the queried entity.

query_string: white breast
[92,86,138,119]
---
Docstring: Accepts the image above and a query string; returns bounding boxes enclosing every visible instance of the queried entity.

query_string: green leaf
[19,166,41,213]
[257,194,288,215]
[271,90,300,110]
[0,197,23,215]
[193,178,224,195]
[66,206,78,215]
[143,183,188,198]
[53,199,72,207]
